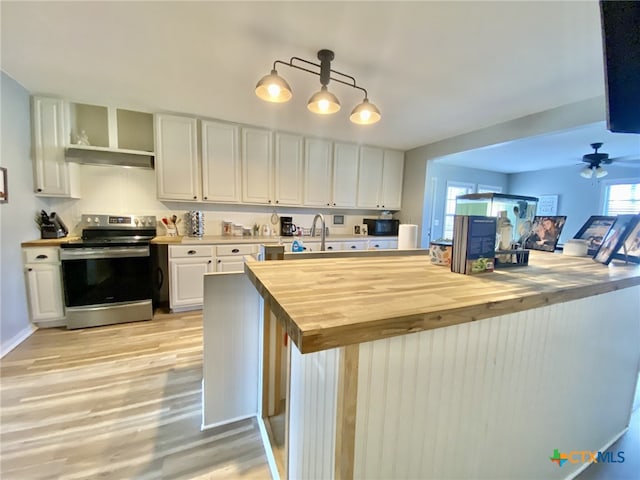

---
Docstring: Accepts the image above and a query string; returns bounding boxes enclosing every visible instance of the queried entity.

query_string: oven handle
[60,246,150,260]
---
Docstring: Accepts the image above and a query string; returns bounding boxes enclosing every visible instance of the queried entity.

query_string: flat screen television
[599,1,640,134]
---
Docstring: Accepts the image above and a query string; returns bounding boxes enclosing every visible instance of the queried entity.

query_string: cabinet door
[216,257,246,273]
[25,264,64,321]
[304,138,332,207]
[169,257,214,309]
[32,97,78,197]
[332,142,359,208]
[274,133,303,206]
[201,120,240,203]
[242,127,273,204]
[155,114,199,201]
[380,149,404,210]
[357,146,384,208]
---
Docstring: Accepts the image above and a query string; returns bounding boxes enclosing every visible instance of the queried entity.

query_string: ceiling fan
[579,142,639,179]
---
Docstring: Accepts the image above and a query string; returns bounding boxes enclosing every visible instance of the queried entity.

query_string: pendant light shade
[307,86,341,114]
[254,49,380,124]
[255,69,292,103]
[595,166,608,178]
[580,166,594,179]
[350,98,381,125]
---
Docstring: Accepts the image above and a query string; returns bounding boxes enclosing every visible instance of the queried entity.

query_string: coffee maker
[280,216,297,236]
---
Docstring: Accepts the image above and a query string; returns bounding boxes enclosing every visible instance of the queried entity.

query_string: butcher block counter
[213,250,640,480]
[245,250,640,354]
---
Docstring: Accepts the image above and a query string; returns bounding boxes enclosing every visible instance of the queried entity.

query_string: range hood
[65,146,155,169]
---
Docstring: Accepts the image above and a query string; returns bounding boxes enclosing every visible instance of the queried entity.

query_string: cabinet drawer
[215,244,258,256]
[170,245,214,258]
[343,241,367,250]
[23,247,60,263]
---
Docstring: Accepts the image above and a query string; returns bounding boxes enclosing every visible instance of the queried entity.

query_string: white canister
[563,239,589,256]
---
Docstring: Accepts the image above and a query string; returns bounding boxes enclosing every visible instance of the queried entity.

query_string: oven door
[61,246,152,307]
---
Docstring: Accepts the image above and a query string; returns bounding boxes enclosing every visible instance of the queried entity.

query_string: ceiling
[1,1,638,171]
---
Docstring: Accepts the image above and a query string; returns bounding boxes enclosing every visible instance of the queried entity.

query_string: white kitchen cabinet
[380,149,404,210]
[304,138,332,207]
[343,240,367,251]
[368,239,398,249]
[169,246,215,311]
[332,142,359,208]
[201,120,241,203]
[155,114,200,201]
[22,247,65,326]
[274,133,304,206]
[357,146,404,210]
[215,244,259,272]
[31,96,80,198]
[242,127,273,204]
[357,146,384,208]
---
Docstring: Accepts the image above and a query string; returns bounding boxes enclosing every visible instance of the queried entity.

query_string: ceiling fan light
[350,98,381,125]
[595,166,608,178]
[255,69,292,103]
[307,86,341,114]
[580,166,594,179]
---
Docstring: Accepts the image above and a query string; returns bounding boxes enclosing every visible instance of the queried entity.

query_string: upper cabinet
[304,138,332,207]
[242,127,273,204]
[274,133,304,206]
[201,120,241,203]
[380,149,404,210]
[357,146,404,210]
[155,114,200,201]
[31,96,80,197]
[332,142,359,208]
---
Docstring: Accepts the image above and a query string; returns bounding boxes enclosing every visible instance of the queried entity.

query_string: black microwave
[363,219,399,236]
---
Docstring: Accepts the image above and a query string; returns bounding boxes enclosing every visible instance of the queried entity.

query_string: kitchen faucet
[310,213,326,251]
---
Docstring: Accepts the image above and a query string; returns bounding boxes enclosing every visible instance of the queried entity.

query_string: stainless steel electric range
[60,214,156,329]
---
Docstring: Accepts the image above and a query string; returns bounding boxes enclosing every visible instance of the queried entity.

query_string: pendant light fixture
[255,49,381,125]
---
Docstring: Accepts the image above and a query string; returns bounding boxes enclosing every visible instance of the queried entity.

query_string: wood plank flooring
[0,312,272,479]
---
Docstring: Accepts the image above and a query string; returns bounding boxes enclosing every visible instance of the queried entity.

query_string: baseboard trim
[257,415,281,480]
[1,323,37,358]
[200,413,255,431]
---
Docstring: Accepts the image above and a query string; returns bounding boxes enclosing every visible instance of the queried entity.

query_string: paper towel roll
[398,224,418,250]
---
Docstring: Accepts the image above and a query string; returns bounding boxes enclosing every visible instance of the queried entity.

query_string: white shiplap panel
[288,344,339,479]
[202,273,261,428]
[354,287,640,480]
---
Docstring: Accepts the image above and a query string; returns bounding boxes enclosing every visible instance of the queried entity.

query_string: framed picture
[353,224,362,235]
[573,215,616,255]
[523,216,567,252]
[593,215,638,265]
[612,215,640,264]
[0,167,7,204]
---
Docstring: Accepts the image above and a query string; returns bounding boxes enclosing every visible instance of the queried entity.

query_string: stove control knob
[94,217,100,224]
[86,217,92,223]
[134,218,140,226]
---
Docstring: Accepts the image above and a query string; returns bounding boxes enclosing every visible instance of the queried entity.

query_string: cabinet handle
[376,204,380,208]
[232,248,240,253]
[327,246,333,250]
[36,188,43,193]
[36,254,48,260]
[193,196,197,200]
[276,200,279,204]
[268,200,272,204]
[217,259,222,263]
[208,260,212,264]
[382,205,385,208]
[27,268,33,272]
[374,244,380,248]
[333,203,336,206]
[187,250,196,255]
[326,203,330,206]
[204,196,208,200]
[351,245,357,249]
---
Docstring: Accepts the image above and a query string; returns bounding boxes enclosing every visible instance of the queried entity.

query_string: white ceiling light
[255,49,381,125]
[595,166,608,178]
[580,166,594,178]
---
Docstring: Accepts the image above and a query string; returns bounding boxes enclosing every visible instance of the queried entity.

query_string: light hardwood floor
[0,312,272,480]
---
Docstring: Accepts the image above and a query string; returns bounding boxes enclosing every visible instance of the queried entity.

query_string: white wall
[508,164,640,244]
[1,72,48,355]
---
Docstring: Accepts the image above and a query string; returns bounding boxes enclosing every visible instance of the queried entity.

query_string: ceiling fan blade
[610,154,640,162]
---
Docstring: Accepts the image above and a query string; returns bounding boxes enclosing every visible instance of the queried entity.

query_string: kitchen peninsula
[244,252,640,479]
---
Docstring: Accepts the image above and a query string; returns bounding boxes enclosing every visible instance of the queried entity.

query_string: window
[443,182,474,239]
[603,182,640,215]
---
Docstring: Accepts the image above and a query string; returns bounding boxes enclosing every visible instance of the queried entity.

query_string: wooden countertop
[244,251,640,354]
[21,237,80,247]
